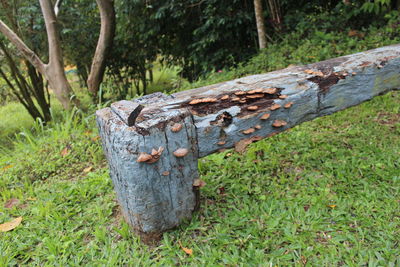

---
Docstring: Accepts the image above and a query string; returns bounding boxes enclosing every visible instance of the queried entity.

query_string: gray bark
[97,44,400,242]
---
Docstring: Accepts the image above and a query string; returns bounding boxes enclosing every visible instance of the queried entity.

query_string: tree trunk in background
[266,0,282,32]
[0,0,77,110]
[254,0,267,49]
[87,0,116,98]
[39,0,78,109]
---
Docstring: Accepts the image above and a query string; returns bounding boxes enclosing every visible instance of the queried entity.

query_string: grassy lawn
[0,89,399,265]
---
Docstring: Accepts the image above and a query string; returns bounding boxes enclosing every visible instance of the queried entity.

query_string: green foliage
[184,16,400,89]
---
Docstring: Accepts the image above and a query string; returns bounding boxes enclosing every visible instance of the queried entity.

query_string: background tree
[254,0,267,49]
[0,1,50,122]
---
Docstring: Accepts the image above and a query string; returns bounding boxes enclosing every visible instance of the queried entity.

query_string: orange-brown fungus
[272,120,287,127]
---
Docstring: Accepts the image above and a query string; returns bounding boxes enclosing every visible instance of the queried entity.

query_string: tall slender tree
[254,0,267,49]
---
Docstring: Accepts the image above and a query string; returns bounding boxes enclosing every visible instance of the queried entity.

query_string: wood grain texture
[97,44,400,238]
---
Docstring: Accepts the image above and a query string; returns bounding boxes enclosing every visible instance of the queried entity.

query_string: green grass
[0,90,399,265]
[0,102,33,144]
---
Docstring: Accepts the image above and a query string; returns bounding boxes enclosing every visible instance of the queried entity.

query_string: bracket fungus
[284,102,294,108]
[171,123,183,132]
[247,89,263,94]
[247,106,259,111]
[137,146,165,163]
[234,91,246,96]
[242,128,255,134]
[173,148,189,158]
[193,179,206,188]
[270,104,281,111]
[246,94,264,99]
[189,98,218,105]
[263,88,277,94]
[260,113,271,120]
[272,120,288,127]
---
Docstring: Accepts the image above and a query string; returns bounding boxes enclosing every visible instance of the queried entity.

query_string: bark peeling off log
[97,44,400,239]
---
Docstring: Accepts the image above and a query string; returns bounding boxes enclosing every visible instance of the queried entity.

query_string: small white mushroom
[173,148,189,157]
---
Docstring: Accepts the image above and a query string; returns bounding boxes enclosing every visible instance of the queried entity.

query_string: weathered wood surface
[96,44,400,240]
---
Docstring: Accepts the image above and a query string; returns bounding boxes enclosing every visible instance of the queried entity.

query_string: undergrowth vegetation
[0,20,400,265]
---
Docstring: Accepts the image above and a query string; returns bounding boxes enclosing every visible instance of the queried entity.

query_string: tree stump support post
[96,44,400,241]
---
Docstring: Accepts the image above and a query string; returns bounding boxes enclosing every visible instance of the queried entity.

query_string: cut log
[96,44,400,242]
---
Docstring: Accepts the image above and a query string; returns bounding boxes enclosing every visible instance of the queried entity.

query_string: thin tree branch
[54,0,63,17]
[0,19,45,74]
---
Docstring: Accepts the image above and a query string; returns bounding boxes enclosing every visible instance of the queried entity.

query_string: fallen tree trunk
[96,44,400,242]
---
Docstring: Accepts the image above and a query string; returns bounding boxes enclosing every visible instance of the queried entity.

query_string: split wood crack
[96,44,400,243]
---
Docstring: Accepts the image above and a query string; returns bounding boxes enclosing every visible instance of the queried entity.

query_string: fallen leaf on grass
[4,198,19,209]
[83,166,93,173]
[178,241,193,255]
[60,146,70,157]
[0,217,22,232]
[1,165,13,171]
[91,136,101,141]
